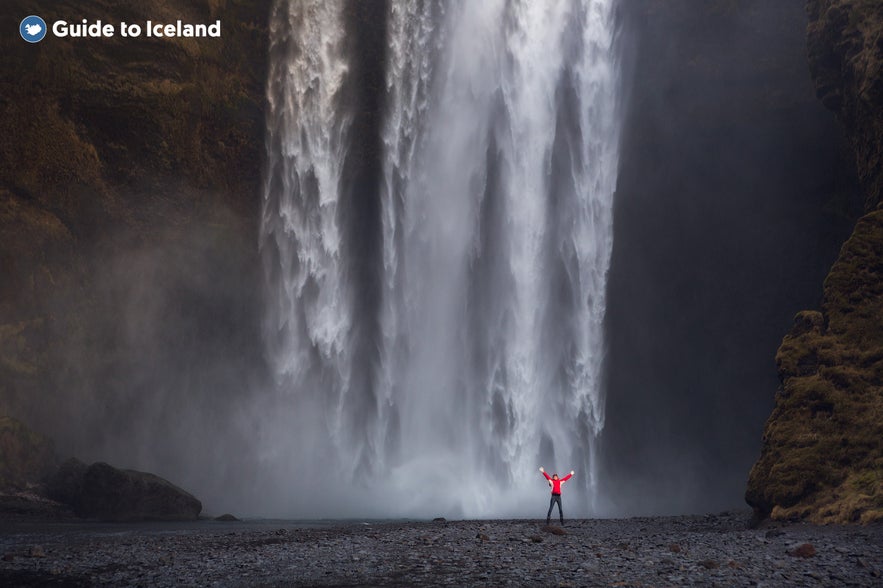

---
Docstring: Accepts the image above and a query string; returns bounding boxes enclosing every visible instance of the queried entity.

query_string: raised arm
[539,466,551,481]
[562,470,574,482]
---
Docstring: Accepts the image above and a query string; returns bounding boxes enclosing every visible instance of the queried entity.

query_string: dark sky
[599,0,860,515]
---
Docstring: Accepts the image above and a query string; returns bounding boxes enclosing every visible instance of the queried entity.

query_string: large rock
[0,415,57,491]
[48,460,202,521]
[45,457,88,508]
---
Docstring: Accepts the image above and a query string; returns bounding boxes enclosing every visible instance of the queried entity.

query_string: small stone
[432,517,446,523]
[699,559,719,569]
[789,543,816,558]
[669,543,682,553]
[28,545,46,558]
[542,526,566,536]
[2,553,14,562]
[530,536,543,543]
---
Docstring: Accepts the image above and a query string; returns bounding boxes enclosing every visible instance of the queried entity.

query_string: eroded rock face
[807,0,883,210]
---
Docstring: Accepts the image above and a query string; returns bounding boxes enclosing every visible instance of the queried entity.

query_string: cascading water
[261,0,622,518]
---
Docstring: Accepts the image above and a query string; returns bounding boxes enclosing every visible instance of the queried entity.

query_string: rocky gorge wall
[746,0,883,524]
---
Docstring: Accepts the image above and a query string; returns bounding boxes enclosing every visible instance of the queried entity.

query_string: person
[539,466,574,525]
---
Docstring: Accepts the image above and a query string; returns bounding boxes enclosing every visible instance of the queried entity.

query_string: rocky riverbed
[0,511,880,586]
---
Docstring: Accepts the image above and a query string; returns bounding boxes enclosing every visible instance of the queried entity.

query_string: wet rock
[542,525,567,536]
[789,543,816,558]
[0,514,879,586]
[45,458,87,507]
[215,514,239,522]
[48,461,201,521]
[27,546,46,558]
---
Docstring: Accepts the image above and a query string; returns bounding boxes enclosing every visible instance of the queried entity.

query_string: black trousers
[547,494,563,523]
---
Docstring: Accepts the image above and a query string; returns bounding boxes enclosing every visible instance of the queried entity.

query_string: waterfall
[261,0,621,518]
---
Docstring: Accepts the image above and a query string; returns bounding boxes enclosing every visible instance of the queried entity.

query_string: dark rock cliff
[0,0,268,489]
[806,0,883,210]
[746,0,883,524]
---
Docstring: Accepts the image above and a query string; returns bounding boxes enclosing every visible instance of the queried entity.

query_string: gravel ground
[0,511,880,586]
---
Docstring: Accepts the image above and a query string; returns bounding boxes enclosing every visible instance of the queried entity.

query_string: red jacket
[542,471,572,495]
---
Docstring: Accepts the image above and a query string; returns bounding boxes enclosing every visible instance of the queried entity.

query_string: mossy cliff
[0,1,267,452]
[746,0,883,524]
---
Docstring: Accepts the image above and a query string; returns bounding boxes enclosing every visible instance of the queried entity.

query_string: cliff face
[746,0,883,524]
[806,0,883,210]
[0,0,268,478]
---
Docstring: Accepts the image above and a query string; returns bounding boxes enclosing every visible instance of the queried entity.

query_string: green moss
[748,209,883,524]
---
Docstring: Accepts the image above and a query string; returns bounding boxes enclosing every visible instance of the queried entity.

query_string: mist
[599,0,860,515]
[9,195,267,516]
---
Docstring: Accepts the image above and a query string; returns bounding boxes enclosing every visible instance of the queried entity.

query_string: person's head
[552,474,559,480]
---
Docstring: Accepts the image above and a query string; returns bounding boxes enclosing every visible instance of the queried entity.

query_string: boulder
[45,457,87,507]
[48,460,201,521]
